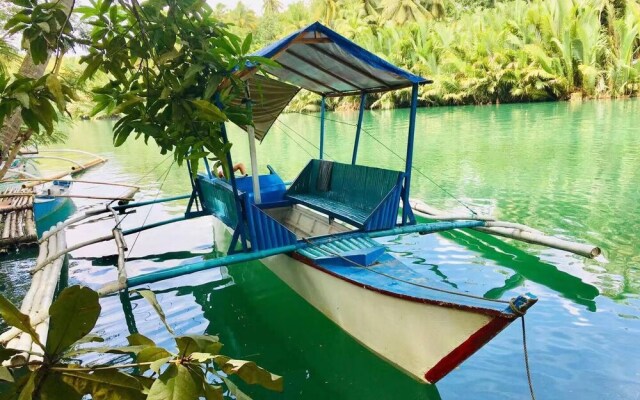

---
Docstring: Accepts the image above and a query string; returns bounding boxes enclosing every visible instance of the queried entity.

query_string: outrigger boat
[92,23,601,383]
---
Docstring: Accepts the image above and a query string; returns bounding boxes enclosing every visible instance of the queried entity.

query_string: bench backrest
[287,160,404,229]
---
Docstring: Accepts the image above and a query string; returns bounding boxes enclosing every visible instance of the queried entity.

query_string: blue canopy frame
[193,22,430,253]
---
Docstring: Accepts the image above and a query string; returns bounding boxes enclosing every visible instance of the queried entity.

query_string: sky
[208,0,304,15]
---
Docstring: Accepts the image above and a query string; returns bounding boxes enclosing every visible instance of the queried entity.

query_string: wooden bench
[286,160,404,230]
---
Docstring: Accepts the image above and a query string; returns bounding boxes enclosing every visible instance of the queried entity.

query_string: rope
[293,111,478,216]
[275,119,336,161]
[126,160,175,258]
[521,316,536,400]
[273,123,315,158]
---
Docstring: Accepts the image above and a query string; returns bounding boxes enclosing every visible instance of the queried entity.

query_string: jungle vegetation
[220,0,640,110]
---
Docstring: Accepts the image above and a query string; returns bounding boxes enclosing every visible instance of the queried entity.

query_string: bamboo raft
[0,223,67,365]
[0,188,37,248]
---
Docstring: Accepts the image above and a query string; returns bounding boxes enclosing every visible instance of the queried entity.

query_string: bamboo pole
[22,158,107,189]
[31,233,115,274]
[409,199,602,259]
[0,178,139,189]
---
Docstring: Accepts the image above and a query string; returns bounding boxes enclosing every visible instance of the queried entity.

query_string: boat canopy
[230,22,430,141]
[251,22,429,97]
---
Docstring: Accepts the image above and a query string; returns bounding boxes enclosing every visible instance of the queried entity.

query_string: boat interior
[196,158,405,251]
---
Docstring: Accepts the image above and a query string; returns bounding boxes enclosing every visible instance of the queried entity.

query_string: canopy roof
[251,22,430,97]
[232,22,430,141]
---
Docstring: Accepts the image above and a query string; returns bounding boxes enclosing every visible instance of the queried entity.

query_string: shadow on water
[117,260,442,400]
[438,228,600,311]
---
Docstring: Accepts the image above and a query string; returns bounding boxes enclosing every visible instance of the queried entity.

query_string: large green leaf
[59,369,146,400]
[146,364,199,400]
[29,35,48,65]
[175,335,222,357]
[17,372,36,400]
[0,293,41,347]
[126,333,155,347]
[190,100,228,122]
[222,377,252,400]
[46,286,101,357]
[136,346,173,373]
[218,358,283,392]
[130,289,174,334]
[39,372,83,400]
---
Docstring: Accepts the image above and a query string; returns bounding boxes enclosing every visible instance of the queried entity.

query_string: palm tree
[282,1,312,31]
[379,0,433,25]
[263,0,282,15]
[228,1,258,32]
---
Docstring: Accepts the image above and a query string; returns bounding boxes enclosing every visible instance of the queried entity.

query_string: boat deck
[0,188,37,249]
[295,235,526,317]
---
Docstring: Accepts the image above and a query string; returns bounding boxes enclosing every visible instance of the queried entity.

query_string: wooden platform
[0,188,37,248]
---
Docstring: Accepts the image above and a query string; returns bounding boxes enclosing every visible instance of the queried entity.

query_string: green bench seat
[285,159,404,230]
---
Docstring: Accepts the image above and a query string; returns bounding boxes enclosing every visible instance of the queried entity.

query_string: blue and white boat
[100,23,551,383]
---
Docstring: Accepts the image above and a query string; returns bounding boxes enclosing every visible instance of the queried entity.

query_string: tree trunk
[0,0,74,181]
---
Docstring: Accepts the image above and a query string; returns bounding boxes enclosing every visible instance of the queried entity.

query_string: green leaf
[184,64,204,82]
[219,359,283,392]
[46,286,101,357]
[146,364,199,400]
[0,366,14,382]
[149,356,173,374]
[0,293,41,347]
[39,372,83,400]
[46,74,65,111]
[135,346,173,373]
[130,289,174,334]
[241,33,252,54]
[73,333,105,345]
[13,92,29,108]
[112,96,143,115]
[63,345,148,358]
[175,335,222,357]
[29,35,48,65]
[203,382,223,400]
[78,57,102,84]
[127,333,155,347]
[222,377,252,400]
[59,369,147,400]
[157,48,180,65]
[17,372,36,400]
[190,100,227,122]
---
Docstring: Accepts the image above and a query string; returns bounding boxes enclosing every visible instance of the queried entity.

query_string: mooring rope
[303,235,535,398]
[521,316,536,400]
[292,111,478,216]
[273,122,315,158]
[275,118,337,161]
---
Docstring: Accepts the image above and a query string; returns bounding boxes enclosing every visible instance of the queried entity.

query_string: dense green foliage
[219,0,640,110]
[0,286,282,399]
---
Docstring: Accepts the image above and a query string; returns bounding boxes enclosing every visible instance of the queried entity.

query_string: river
[1,99,639,399]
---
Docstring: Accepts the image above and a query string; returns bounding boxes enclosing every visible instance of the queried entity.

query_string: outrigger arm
[96,220,485,296]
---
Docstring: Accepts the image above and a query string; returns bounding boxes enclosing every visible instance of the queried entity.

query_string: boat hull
[260,251,515,383]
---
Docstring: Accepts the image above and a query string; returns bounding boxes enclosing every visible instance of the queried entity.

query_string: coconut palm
[228,1,258,32]
[263,0,282,15]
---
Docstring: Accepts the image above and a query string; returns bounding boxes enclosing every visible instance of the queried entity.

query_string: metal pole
[245,95,262,204]
[402,84,419,225]
[319,95,326,160]
[352,93,366,165]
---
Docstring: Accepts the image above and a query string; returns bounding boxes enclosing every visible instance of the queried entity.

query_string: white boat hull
[260,252,513,383]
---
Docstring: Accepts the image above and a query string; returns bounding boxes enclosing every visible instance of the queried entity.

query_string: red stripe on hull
[424,316,511,383]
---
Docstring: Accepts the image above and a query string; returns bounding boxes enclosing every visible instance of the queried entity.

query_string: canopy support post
[245,96,261,204]
[319,95,326,160]
[402,84,419,225]
[352,93,366,165]
[221,122,248,251]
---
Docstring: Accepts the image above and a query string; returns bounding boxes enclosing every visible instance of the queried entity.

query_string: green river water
[1,99,639,399]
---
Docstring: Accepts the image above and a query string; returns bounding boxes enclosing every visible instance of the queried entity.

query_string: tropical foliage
[0,286,282,399]
[218,0,640,109]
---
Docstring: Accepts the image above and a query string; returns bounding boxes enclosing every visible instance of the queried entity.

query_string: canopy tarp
[250,22,430,97]
[230,74,300,141]
[232,22,430,141]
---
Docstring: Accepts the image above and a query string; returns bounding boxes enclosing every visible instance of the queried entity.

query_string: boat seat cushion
[285,160,403,228]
